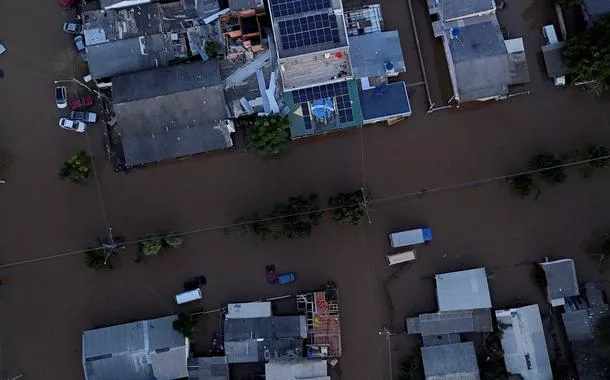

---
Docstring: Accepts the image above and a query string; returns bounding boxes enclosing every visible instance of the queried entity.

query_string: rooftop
[421,342,480,380]
[285,80,363,138]
[505,38,530,85]
[542,42,567,79]
[406,309,493,336]
[265,359,330,380]
[113,62,233,166]
[562,282,608,341]
[495,305,553,380]
[226,302,272,319]
[358,81,412,124]
[435,268,492,311]
[583,0,610,21]
[427,0,495,21]
[270,0,349,60]
[187,356,229,380]
[444,16,509,101]
[344,5,383,36]
[86,35,171,79]
[279,48,352,91]
[540,259,580,305]
[82,315,188,380]
[348,31,405,79]
[224,316,307,363]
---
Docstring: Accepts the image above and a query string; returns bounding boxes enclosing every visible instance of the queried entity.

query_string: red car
[60,0,78,8]
[69,95,93,111]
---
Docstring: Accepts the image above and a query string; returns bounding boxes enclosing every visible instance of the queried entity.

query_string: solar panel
[278,14,340,50]
[291,82,354,127]
[270,0,332,18]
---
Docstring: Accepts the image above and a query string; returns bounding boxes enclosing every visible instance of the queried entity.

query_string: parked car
[278,272,296,285]
[55,86,67,109]
[69,95,93,110]
[58,118,86,133]
[63,22,82,34]
[70,111,97,123]
[0,41,6,55]
[73,35,87,61]
[60,0,78,7]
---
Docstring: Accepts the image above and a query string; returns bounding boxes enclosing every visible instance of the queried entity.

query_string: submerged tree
[563,15,610,88]
[507,174,535,198]
[328,190,365,225]
[247,114,291,156]
[83,248,115,271]
[58,150,92,184]
[529,153,566,183]
[163,235,184,249]
[173,312,196,338]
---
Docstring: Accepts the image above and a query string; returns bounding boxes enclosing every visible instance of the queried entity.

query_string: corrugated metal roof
[188,356,229,380]
[541,259,579,302]
[348,31,405,79]
[495,305,552,380]
[265,359,330,380]
[406,309,492,336]
[435,268,491,311]
[421,342,480,379]
[226,302,272,319]
[82,315,188,380]
[433,0,495,21]
[358,82,412,123]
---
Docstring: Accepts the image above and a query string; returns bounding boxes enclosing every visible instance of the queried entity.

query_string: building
[223,302,307,363]
[582,0,610,24]
[435,268,492,311]
[539,258,579,306]
[297,287,343,358]
[111,61,234,166]
[406,309,493,336]
[542,42,567,82]
[561,282,609,379]
[429,0,529,102]
[83,0,219,79]
[265,359,330,380]
[495,305,552,380]
[421,342,480,380]
[82,315,189,380]
[187,356,230,380]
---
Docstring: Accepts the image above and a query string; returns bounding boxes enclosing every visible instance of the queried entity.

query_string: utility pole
[360,187,372,224]
[378,327,404,380]
[102,227,125,264]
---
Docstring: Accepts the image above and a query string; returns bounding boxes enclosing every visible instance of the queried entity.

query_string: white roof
[265,360,330,380]
[495,305,552,380]
[504,38,524,53]
[435,268,491,311]
[226,302,272,319]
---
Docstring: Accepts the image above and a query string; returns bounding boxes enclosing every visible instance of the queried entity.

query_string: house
[187,356,229,380]
[542,42,567,82]
[421,342,480,380]
[296,288,343,358]
[265,359,330,380]
[582,0,610,24]
[406,309,493,336]
[429,0,529,102]
[539,258,579,306]
[435,268,492,311]
[111,61,234,166]
[82,315,188,380]
[223,302,307,363]
[561,282,609,379]
[495,305,552,380]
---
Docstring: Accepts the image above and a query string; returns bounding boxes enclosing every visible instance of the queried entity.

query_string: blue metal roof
[358,82,411,123]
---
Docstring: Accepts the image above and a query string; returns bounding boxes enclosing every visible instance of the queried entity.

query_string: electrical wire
[2,152,610,270]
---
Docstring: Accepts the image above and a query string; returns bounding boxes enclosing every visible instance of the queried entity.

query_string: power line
[1,153,609,269]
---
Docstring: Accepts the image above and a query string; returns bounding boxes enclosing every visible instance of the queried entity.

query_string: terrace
[279,48,352,90]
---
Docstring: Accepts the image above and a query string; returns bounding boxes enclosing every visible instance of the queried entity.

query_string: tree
[507,174,535,198]
[204,41,221,58]
[83,248,114,271]
[529,153,566,183]
[580,144,610,177]
[328,190,365,225]
[173,313,196,338]
[139,236,162,256]
[395,353,420,380]
[58,150,92,184]
[563,15,610,87]
[163,235,183,249]
[247,115,291,156]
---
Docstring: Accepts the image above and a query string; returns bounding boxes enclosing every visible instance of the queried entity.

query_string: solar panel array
[270,0,331,18]
[292,82,354,130]
[278,14,340,50]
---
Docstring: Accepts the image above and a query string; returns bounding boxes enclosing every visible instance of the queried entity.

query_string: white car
[55,86,67,109]
[59,118,86,133]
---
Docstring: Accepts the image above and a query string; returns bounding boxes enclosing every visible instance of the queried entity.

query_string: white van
[175,288,202,305]
[386,250,416,265]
